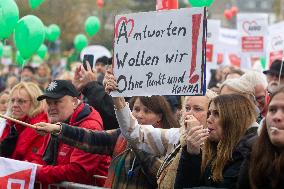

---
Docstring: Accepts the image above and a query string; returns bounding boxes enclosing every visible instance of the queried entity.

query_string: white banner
[205,20,221,86]
[112,8,206,96]
[216,28,241,68]
[0,157,37,189]
[206,19,221,65]
[237,13,268,69]
[266,21,284,69]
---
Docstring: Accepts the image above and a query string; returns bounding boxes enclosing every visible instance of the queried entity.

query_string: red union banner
[241,36,264,52]
[0,158,37,189]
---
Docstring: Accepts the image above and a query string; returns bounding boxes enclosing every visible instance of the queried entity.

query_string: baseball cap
[37,80,80,101]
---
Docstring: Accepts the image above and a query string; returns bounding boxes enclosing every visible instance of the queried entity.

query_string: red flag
[0,158,37,189]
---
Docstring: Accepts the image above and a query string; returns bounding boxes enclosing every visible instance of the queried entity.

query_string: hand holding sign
[104,69,118,94]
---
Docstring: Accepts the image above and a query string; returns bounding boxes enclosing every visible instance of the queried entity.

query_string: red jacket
[35,103,111,187]
[0,112,48,162]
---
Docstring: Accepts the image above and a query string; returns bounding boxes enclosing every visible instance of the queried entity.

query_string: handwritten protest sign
[112,8,206,97]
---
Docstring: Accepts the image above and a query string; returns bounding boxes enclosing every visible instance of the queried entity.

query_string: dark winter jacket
[174,127,257,189]
[82,81,119,130]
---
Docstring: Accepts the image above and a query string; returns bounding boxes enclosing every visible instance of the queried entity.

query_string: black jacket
[237,136,284,189]
[174,127,257,189]
[82,81,119,130]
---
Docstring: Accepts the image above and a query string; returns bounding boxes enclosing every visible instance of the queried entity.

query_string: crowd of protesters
[0,54,283,189]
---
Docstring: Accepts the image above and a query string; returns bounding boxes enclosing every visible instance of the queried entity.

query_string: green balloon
[0,42,3,57]
[188,0,214,7]
[46,24,60,42]
[74,34,88,52]
[29,0,44,9]
[85,16,101,37]
[14,15,45,60]
[260,57,266,70]
[15,51,25,67]
[0,0,19,39]
[37,44,47,59]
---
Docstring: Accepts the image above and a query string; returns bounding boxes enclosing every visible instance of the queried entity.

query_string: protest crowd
[0,0,284,189]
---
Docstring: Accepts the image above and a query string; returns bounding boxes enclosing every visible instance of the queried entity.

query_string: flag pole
[0,114,37,129]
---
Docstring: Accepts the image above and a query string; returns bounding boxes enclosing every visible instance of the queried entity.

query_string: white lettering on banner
[7,179,25,189]
[112,8,206,97]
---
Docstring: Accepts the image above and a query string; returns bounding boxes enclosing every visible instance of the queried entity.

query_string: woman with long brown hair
[175,94,258,188]
[238,86,284,189]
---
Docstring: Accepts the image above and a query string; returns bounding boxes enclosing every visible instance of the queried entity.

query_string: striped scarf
[104,134,128,188]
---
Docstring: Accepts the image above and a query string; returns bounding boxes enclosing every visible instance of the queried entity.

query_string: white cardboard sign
[266,21,284,69]
[112,8,206,97]
[237,13,268,69]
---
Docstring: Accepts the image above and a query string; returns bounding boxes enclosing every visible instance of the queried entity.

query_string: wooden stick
[0,114,36,129]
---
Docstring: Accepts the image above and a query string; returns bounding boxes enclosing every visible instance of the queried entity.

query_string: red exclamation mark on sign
[189,14,202,84]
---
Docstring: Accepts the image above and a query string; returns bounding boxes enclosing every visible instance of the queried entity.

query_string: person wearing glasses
[0,82,48,162]
[241,71,268,121]
[220,76,264,124]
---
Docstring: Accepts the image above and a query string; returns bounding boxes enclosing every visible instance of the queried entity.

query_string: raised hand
[184,115,209,155]
[103,67,118,94]
[73,63,97,91]
[103,67,126,110]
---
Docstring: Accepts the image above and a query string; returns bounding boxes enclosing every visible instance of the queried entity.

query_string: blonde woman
[0,82,48,162]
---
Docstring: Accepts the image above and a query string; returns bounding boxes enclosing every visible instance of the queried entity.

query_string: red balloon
[168,0,179,10]
[224,9,233,20]
[96,0,104,8]
[231,6,238,15]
